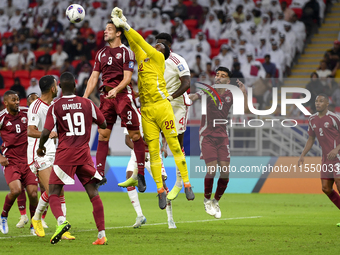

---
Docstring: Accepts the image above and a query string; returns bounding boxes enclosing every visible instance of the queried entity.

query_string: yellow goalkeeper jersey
[124,28,169,106]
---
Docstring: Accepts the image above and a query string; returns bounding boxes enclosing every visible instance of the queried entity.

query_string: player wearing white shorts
[27,75,74,240]
[121,110,176,229]
[155,33,191,197]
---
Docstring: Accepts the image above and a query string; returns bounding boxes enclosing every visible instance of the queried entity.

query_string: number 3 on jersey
[62,112,85,136]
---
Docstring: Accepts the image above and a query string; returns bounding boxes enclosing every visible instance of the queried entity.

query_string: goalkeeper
[111,8,194,210]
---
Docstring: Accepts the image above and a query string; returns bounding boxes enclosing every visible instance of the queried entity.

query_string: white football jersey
[27,98,56,165]
[165,52,190,105]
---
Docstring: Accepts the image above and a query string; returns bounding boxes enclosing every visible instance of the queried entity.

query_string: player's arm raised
[83,70,100,98]
[298,136,316,166]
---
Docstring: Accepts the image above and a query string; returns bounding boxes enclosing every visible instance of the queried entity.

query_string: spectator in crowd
[50,44,68,71]
[212,56,221,71]
[79,20,95,39]
[17,21,30,39]
[172,34,192,58]
[291,14,306,54]
[4,0,15,18]
[157,0,177,18]
[256,36,271,58]
[96,1,109,18]
[75,55,91,76]
[237,46,247,65]
[4,44,20,71]
[187,0,204,27]
[258,14,271,37]
[324,40,340,76]
[173,0,188,21]
[195,32,211,57]
[306,72,324,112]
[9,8,21,31]
[17,34,31,51]
[190,55,206,75]
[231,62,245,84]
[60,58,76,76]
[26,77,41,96]
[262,54,277,79]
[332,82,340,107]
[156,13,172,35]
[202,12,222,41]
[268,41,285,79]
[147,8,162,31]
[281,0,295,21]
[36,45,52,71]
[188,43,211,68]
[216,44,233,71]
[37,27,54,50]
[84,8,102,33]
[301,0,320,37]
[197,72,212,85]
[316,60,332,80]
[174,17,190,39]
[0,9,9,35]
[289,93,306,118]
[246,25,260,48]
[279,33,293,75]
[46,14,63,36]
[10,77,26,99]
[18,47,35,71]
[232,5,245,23]
[205,62,216,80]
[124,0,138,19]
[133,9,149,32]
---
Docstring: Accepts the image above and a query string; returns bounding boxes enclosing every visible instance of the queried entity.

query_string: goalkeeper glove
[111,7,127,22]
[111,16,131,31]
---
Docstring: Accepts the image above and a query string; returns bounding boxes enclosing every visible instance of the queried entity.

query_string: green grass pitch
[0,191,339,254]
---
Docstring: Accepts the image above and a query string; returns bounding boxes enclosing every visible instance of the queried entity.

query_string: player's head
[215,66,232,85]
[154,42,170,60]
[59,72,76,94]
[3,90,19,113]
[315,93,329,113]
[27,93,39,107]
[105,20,123,42]
[39,75,58,98]
[155,33,173,48]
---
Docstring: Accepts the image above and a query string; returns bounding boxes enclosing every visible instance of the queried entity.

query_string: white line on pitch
[0,216,262,239]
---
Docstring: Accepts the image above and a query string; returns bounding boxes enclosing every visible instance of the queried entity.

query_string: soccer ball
[66,4,85,23]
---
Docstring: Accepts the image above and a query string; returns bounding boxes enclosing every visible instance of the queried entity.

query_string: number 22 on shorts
[164,120,174,129]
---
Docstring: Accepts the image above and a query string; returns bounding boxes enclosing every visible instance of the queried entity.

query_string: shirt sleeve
[93,48,103,72]
[123,48,135,72]
[90,101,105,126]
[44,105,56,131]
[27,104,40,128]
[176,57,190,78]
[307,118,315,137]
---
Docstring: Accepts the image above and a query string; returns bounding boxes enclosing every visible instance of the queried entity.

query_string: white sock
[175,168,183,188]
[166,199,173,221]
[33,193,49,220]
[98,230,106,239]
[57,216,66,225]
[60,196,66,216]
[132,167,138,180]
[127,188,143,217]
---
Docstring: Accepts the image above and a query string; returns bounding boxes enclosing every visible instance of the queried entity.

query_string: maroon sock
[17,189,27,215]
[29,203,37,225]
[214,178,229,201]
[91,195,105,231]
[204,176,214,199]
[96,141,109,176]
[2,194,15,217]
[133,137,145,175]
[49,194,64,220]
[327,190,340,210]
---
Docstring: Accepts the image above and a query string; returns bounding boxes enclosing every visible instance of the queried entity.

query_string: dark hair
[155,33,173,46]
[317,93,329,102]
[161,42,170,60]
[107,20,124,37]
[27,92,39,99]
[39,75,55,94]
[310,72,319,78]
[3,90,18,100]
[216,66,232,78]
[60,72,76,90]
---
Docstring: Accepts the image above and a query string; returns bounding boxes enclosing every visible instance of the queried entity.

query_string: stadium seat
[255,58,265,63]
[210,48,220,59]
[2,32,13,38]
[217,39,229,47]
[47,70,60,76]
[92,1,101,8]
[207,39,216,48]
[191,29,202,38]
[143,30,153,39]
[14,70,30,89]
[0,88,7,96]
[89,60,95,67]
[72,60,81,69]
[33,50,46,59]
[19,98,27,107]
[96,31,104,47]
[0,70,14,88]
[291,8,303,19]
[30,70,46,80]
[183,1,192,7]
[184,19,198,30]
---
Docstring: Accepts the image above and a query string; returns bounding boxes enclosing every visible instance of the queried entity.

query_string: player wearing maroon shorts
[0,90,38,235]
[190,67,247,219]
[83,20,146,192]
[37,72,107,245]
[298,94,340,225]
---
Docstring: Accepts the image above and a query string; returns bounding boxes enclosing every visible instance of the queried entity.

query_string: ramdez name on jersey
[62,103,82,110]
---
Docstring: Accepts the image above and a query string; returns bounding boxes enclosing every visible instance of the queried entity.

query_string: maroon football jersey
[308,111,340,164]
[93,45,135,91]
[0,107,28,164]
[44,95,105,165]
[198,89,233,137]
